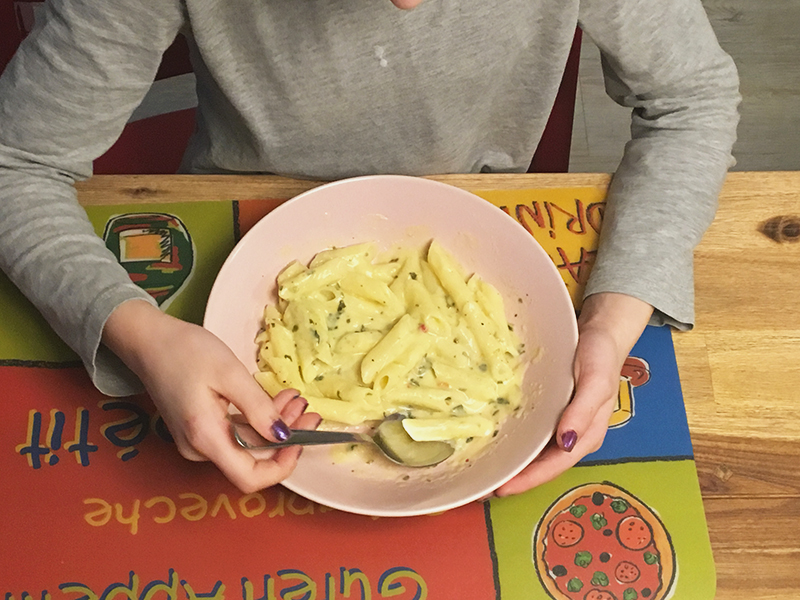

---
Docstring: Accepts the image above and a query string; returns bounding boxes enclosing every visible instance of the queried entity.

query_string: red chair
[91,35,196,175]
[0,1,25,75]
[2,3,580,175]
[529,28,582,173]
[1,3,195,175]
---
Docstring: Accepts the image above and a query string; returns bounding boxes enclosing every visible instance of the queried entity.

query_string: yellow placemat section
[475,187,606,309]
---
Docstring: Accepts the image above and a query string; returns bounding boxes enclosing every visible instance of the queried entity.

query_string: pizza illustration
[533,482,676,600]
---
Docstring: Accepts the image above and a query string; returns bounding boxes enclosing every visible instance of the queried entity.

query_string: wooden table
[76,171,800,600]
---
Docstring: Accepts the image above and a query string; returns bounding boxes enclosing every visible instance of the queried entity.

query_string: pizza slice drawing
[533,482,676,600]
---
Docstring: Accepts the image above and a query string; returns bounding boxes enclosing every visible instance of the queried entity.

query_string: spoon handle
[232,421,364,450]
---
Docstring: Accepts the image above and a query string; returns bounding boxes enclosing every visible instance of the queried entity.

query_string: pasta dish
[254,240,530,464]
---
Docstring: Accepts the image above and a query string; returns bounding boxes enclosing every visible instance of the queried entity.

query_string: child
[0,0,739,493]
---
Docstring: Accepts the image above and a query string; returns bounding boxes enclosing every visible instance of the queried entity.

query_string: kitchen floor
[570,0,800,173]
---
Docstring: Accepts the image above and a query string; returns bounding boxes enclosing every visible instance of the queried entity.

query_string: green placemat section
[490,460,715,599]
[0,201,237,362]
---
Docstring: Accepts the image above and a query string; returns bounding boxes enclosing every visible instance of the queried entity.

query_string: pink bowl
[204,175,577,516]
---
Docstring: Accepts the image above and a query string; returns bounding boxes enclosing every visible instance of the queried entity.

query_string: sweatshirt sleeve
[578,0,740,330]
[0,0,185,395]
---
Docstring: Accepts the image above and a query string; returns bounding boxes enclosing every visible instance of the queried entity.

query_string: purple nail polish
[561,430,577,452]
[272,419,292,442]
[299,397,309,413]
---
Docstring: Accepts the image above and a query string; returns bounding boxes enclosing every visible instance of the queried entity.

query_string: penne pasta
[304,395,385,425]
[360,313,419,384]
[404,278,451,337]
[339,271,404,314]
[426,240,472,310]
[461,300,515,383]
[253,240,531,462]
[372,332,433,392]
[309,242,376,268]
[402,415,496,442]
[471,276,520,356]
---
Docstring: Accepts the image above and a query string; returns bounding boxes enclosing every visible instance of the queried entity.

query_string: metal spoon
[229,414,454,468]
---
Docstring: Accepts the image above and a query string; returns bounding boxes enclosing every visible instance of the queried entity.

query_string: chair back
[529,28,582,173]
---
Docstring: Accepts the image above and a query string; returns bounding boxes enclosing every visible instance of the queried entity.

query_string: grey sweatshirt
[0,0,739,396]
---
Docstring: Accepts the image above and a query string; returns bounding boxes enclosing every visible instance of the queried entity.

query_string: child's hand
[495,292,653,496]
[103,299,319,493]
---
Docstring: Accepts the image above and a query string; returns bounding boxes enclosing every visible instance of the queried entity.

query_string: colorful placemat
[0,187,714,600]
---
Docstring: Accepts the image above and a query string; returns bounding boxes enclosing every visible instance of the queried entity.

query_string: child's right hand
[102,299,319,492]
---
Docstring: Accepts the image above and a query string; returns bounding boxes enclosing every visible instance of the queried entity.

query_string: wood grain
[75,171,800,599]
[693,433,800,498]
[705,496,800,600]
[73,173,613,205]
[674,171,800,598]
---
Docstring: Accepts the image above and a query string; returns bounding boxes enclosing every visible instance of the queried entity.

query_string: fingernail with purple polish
[561,430,577,452]
[299,397,309,413]
[272,419,292,442]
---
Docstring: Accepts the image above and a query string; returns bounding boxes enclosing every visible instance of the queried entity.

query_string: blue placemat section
[579,325,694,464]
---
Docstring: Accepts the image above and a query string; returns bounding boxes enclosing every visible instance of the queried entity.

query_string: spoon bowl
[231,415,455,468]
